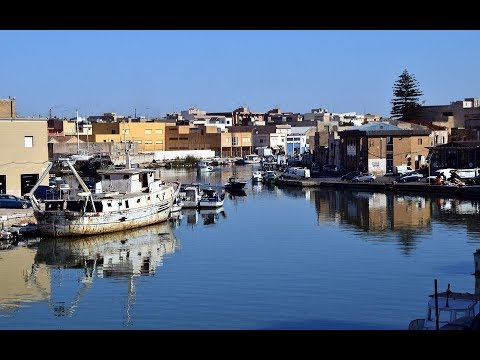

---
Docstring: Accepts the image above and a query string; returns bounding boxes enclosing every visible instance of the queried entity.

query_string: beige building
[339,122,431,174]
[0,98,16,118]
[0,114,49,195]
[90,121,168,152]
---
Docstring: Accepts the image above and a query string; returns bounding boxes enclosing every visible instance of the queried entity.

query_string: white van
[394,165,413,175]
[284,167,311,179]
[452,168,480,180]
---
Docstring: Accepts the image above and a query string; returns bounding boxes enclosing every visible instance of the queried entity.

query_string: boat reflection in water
[200,206,226,225]
[180,207,227,226]
[34,222,179,324]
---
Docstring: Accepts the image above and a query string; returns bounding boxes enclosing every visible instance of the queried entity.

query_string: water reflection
[163,165,480,248]
[306,188,480,254]
[178,207,227,227]
[200,207,227,225]
[226,189,247,198]
[31,222,179,324]
[0,246,50,314]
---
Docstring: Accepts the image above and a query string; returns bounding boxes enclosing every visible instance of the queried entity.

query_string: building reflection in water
[32,222,179,325]
[307,188,480,252]
[0,246,51,314]
[311,188,434,254]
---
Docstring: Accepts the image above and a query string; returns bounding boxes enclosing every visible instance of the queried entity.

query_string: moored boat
[26,157,179,238]
[251,170,264,182]
[197,159,213,172]
[263,170,277,184]
[198,188,225,208]
[244,154,261,164]
[224,176,247,191]
[409,288,480,330]
[181,184,203,208]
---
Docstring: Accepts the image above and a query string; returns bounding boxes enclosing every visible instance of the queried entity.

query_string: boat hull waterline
[35,199,173,237]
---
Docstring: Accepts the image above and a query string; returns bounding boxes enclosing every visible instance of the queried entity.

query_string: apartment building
[339,122,431,174]
[90,121,168,152]
[0,99,48,195]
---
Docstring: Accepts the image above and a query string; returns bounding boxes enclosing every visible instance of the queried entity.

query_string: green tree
[390,69,423,120]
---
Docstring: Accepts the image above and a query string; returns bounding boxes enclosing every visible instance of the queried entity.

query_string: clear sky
[1,30,479,119]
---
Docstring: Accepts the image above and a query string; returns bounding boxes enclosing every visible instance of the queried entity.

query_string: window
[145,129,152,134]
[226,138,231,143]
[136,140,142,144]
[232,137,238,146]
[123,129,130,135]
[24,136,33,148]
[418,138,423,145]
[155,129,163,134]
[144,140,152,145]
[243,137,250,143]
[155,140,163,144]
[260,139,264,143]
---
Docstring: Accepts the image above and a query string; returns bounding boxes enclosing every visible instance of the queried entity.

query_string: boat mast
[124,118,131,169]
[76,109,80,154]
[86,119,89,155]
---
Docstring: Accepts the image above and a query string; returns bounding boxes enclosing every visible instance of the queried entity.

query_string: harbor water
[1,165,480,330]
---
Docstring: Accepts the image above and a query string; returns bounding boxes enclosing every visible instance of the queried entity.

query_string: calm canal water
[1,165,480,330]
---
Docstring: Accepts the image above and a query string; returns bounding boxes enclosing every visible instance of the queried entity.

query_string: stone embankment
[0,208,36,229]
[276,175,480,199]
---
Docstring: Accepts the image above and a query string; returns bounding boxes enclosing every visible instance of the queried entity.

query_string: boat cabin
[409,294,479,330]
[423,297,478,330]
[97,168,158,193]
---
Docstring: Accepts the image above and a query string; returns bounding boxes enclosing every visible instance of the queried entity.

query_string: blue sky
[1,30,479,119]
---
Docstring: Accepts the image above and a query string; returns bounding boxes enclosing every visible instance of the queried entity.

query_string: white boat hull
[35,199,173,237]
[198,200,224,208]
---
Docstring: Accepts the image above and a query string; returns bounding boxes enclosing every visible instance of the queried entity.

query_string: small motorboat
[251,170,264,182]
[408,283,480,330]
[224,176,247,191]
[198,188,225,208]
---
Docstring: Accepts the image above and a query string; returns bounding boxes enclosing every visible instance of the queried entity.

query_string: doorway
[21,174,39,195]
[0,175,5,194]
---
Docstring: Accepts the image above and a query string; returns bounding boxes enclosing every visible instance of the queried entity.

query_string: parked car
[340,170,362,181]
[0,194,32,209]
[352,173,376,182]
[395,171,423,183]
[33,185,59,202]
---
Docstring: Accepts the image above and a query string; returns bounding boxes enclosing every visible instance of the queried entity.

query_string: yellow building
[166,124,253,157]
[0,114,49,196]
[90,121,168,152]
